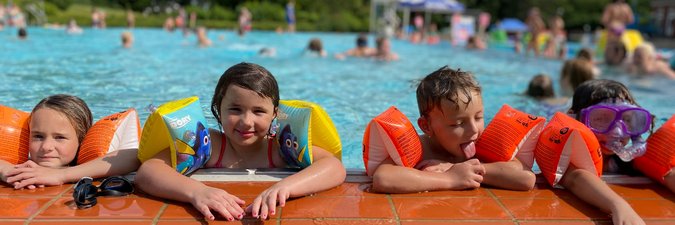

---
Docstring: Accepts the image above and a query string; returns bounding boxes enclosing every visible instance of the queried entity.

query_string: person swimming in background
[466,35,486,50]
[66,19,83,34]
[17,27,27,40]
[306,38,327,57]
[524,74,568,117]
[526,74,555,100]
[576,48,601,76]
[627,43,675,79]
[560,58,596,97]
[335,33,376,60]
[374,37,399,61]
[121,31,133,48]
[163,17,175,32]
[196,27,212,47]
[258,47,276,57]
[604,39,627,66]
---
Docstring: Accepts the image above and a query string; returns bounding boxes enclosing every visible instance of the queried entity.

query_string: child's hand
[443,159,485,190]
[190,186,245,221]
[5,160,60,189]
[246,184,291,220]
[416,159,454,173]
[611,202,645,225]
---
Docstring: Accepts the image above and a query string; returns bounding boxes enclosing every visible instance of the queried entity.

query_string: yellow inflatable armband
[137,97,211,175]
[596,29,644,57]
[275,100,341,168]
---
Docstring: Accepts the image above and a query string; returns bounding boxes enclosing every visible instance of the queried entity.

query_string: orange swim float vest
[0,105,141,165]
[534,112,602,187]
[363,106,423,177]
[475,104,546,169]
[0,105,31,164]
[633,114,675,184]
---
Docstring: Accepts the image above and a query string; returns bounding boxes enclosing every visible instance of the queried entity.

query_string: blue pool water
[2,27,674,169]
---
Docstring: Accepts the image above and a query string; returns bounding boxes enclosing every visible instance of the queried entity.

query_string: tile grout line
[385,194,401,225]
[24,185,73,225]
[276,205,282,225]
[485,188,519,225]
[151,203,169,225]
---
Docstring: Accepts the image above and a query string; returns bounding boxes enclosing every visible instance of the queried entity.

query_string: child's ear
[417,116,433,136]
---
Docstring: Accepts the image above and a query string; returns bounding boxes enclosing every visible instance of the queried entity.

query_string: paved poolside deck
[1,169,673,225]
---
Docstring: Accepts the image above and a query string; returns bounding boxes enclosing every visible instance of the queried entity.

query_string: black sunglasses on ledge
[73,176,134,209]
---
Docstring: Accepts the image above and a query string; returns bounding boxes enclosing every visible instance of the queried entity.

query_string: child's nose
[40,138,56,152]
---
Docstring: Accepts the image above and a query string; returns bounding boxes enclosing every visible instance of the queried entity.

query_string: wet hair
[211,62,280,127]
[31,94,93,166]
[356,34,368,47]
[375,36,386,49]
[561,59,595,92]
[526,74,555,99]
[576,48,593,62]
[416,66,481,117]
[604,40,626,66]
[569,79,637,118]
[121,31,132,44]
[18,27,27,39]
[307,38,323,52]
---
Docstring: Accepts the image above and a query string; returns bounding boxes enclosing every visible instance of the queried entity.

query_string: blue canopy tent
[496,18,528,32]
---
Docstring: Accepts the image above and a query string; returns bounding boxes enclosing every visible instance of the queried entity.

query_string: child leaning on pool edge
[562,79,675,225]
[371,66,536,194]
[0,94,140,189]
[134,62,346,221]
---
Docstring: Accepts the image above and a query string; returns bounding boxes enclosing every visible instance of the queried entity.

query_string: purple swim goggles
[580,102,652,162]
[580,103,652,136]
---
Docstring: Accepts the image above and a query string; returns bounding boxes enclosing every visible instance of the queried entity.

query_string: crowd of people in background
[4,1,674,73]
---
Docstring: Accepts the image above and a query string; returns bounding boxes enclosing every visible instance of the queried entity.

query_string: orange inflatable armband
[534,112,602,187]
[0,105,30,164]
[475,104,546,169]
[78,109,141,164]
[363,106,423,177]
[633,114,675,184]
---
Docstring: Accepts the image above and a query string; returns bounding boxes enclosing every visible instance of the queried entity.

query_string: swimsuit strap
[214,132,227,168]
[267,138,276,168]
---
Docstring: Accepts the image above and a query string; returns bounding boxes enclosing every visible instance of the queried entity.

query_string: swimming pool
[2,27,674,169]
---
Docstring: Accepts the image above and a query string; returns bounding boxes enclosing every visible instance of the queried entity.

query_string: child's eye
[55,136,67,140]
[32,134,44,140]
[253,110,267,115]
[228,108,241,112]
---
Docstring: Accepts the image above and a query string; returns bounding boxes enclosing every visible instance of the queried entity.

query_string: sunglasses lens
[100,176,134,194]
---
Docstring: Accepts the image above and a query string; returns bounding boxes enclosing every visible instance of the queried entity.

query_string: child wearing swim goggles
[579,101,652,162]
[565,79,659,225]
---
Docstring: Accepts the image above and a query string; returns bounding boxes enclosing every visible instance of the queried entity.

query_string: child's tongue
[461,141,476,159]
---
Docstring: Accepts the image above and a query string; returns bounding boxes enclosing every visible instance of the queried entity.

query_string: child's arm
[482,159,536,191]
[134,149,245,221]
[371,158,485,194]
[247,146,345,220]
[6,148,141,189]
[561,165,645,225]
[664,168,675,194]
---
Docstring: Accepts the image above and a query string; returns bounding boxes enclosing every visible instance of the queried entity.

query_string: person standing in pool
[285,1,296,33]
